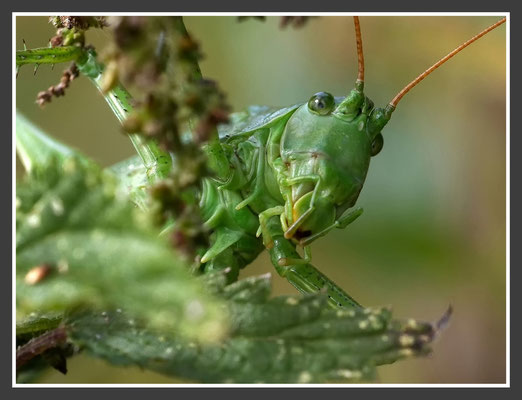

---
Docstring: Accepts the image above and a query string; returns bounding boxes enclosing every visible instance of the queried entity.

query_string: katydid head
[279,89,392,244]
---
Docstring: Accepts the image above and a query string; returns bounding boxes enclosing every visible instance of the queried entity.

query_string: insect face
[280,90,388,243]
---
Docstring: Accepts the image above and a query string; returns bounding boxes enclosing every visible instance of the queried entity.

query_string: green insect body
[190,16,506,309]
[16,17,505,311]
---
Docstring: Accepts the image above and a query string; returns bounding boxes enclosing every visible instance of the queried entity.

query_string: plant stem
[16,46,84,67]
[16,326,67,370]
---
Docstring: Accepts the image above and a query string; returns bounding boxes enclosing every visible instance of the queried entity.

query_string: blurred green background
[15,16,506,384]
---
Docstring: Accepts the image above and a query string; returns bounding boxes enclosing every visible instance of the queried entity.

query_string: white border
[13,11,510,388]
[505,11,511,389]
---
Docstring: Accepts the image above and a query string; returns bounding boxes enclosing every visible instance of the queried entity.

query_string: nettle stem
[16,45,84,67]
[16,326,67,370]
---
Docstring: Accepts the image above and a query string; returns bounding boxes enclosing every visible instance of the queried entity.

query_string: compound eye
[371,133,384,156]
[308,92,335,115]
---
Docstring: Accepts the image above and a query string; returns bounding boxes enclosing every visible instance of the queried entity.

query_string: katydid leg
[88,75,172,183]
[265,218,362,309]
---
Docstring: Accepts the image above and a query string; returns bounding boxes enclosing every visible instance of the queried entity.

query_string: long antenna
[353,16,365,86]
[389,17,506,108]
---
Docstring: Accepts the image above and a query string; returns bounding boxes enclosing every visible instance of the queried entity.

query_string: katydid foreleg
[265,217,362,309]
[88,74,172,183]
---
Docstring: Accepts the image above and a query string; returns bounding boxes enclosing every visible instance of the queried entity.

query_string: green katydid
[195,15,506,308]
[16,16,506,310]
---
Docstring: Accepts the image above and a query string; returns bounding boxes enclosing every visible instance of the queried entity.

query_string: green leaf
[66,273,440,383]
[16,158,227,342]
